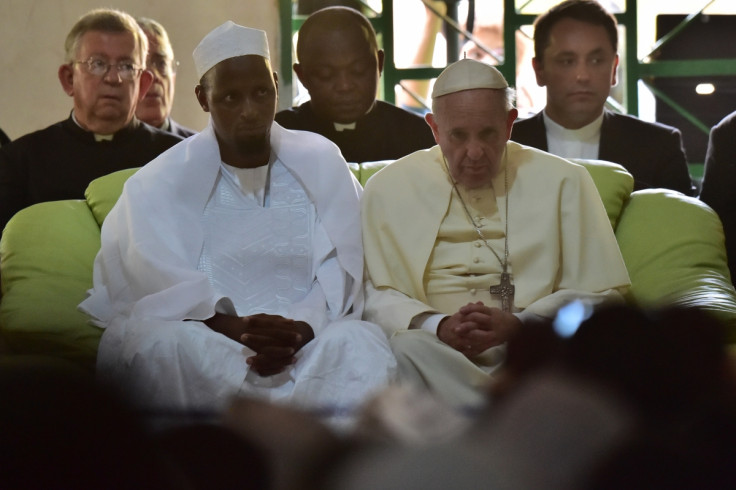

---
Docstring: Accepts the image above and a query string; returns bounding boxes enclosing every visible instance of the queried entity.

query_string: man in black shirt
[275,7,435,163]
[0,8,182,233]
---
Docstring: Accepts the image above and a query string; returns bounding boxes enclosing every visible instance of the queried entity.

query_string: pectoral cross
[490,272,515,313]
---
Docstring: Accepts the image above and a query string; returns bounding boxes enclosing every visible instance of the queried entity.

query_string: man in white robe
[362,59,630,407]
[79,21,396,414]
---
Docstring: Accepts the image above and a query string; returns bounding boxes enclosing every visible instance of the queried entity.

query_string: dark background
[652,14,736,164]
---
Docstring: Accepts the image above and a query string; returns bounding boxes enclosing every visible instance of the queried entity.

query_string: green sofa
[2,159,735,371]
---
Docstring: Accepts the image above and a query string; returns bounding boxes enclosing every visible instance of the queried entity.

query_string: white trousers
[390,330,506,409]
[97,317,397,414]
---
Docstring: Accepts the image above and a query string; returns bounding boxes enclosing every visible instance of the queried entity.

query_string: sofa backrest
[85,167,139,227]
[355,158,635,230]
[83,158,636,229]
[567,158,634,229]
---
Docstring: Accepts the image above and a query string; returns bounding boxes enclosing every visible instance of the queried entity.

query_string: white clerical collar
[333,122,356,132]
[71,111,114,141]
[543,111,603,160]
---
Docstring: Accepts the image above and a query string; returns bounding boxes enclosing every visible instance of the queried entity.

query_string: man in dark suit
[135,17,196,138]
[511,0,694,196]
[0,128,9,147]
[700,110,736,285]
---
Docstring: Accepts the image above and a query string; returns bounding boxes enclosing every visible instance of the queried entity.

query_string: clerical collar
[543,111,603,160]
[159,118,172,132]
[333,122,356,132]
[70,111,114,142]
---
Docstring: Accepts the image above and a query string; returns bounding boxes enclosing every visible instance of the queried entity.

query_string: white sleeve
[286,218,346,336]
[409,312,446,335]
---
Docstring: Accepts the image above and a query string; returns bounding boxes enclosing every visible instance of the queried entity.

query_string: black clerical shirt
[275,100,436,163]
[0,115,182,232]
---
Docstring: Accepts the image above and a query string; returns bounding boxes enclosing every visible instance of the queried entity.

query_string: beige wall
[0,1,281,140]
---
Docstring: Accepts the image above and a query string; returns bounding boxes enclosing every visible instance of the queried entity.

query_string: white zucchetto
[193,21,270,79]
[432,58,508,99]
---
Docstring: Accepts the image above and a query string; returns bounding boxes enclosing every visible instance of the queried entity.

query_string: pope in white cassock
[362,59,630,408]
[79,21,396,413]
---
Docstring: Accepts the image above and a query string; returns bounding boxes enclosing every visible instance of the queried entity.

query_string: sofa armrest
[0,200,102,370]
[615,189,736,342]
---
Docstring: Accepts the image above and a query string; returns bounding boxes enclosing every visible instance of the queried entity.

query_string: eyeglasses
[73,57,142,81]
[146,55,179,78]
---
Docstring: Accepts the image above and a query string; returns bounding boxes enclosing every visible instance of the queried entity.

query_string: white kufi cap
[193,21,270,79]
[432,58,508,99]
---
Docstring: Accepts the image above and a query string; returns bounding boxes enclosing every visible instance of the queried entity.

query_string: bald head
[296,7,378,62]
[294,6,384,124]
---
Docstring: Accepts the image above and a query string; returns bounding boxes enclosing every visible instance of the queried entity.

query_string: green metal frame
[279,0,736,170]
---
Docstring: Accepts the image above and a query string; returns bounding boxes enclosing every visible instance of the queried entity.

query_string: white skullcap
[432,58,508,99]
[193,21,270,79]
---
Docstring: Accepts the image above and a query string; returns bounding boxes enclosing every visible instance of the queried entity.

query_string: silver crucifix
[489,272,515,312]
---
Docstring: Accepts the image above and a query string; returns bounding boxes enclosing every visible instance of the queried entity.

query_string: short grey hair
[136,16,174,59]
[64,9,148,65]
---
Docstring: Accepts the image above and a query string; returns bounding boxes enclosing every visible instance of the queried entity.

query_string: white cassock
[79,121,396,414]
[362,143,630,406]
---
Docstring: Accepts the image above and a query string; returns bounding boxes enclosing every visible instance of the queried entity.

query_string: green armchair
[2,159,735,371]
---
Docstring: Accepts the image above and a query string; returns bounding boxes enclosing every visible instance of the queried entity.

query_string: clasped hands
[205,313,315,376]
[437,301,522,358]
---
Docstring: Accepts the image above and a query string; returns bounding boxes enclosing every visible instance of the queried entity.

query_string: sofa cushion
[85,167,140,227]
[0,201,102,370]
[359,160,393,187]
[615,189,736,342]
[569,159,634,229]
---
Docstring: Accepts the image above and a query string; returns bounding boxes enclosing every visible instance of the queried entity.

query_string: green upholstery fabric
[0,201,102,370]
[569,159,634,229]
[348,162,360,182]
[357,160,393,186]
[615,189,736,342]
[1,157,735,371]
[85,167,140,226]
